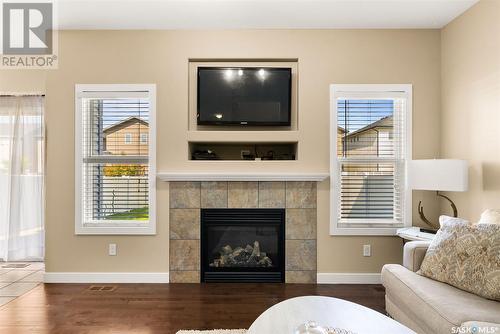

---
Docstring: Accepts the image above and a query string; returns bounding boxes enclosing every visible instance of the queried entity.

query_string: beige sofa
[382,241,500,334]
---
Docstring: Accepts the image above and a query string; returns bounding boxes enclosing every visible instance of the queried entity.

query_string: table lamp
[409,159,468,230]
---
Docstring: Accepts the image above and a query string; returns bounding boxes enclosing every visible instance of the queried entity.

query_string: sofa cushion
[382,264,500,334]
[418,215,500,301]
[385,295,427,334]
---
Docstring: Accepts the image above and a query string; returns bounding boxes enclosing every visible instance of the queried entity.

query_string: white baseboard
[317,273,381,284]
[44,272,169,283]
[44,272,378,284]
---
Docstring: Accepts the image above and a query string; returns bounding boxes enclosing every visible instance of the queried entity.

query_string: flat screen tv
[197,67,292,126]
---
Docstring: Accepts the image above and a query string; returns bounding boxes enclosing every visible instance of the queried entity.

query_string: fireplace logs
[209,241,273,268]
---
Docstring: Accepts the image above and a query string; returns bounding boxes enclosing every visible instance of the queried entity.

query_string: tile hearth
[169,181,317,283]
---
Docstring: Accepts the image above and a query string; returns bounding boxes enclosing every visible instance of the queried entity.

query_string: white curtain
[0,96,44,261]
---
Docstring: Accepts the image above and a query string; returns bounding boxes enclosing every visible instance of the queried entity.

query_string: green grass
[105,207,149,220]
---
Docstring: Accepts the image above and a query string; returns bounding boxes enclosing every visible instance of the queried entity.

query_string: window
[75,84,156,235]
[124,133,132,144]
[330,84,412,235]
[140,133,148,144]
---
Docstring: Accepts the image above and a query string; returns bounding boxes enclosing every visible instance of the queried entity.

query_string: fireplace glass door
[201,208,285,283]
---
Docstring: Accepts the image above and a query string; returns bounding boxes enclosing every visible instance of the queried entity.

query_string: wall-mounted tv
[197,67,292,126]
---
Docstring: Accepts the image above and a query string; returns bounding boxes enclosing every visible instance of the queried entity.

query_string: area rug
[176,330,247,334]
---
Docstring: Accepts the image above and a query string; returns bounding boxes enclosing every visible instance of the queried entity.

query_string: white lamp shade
[409,159,468,192]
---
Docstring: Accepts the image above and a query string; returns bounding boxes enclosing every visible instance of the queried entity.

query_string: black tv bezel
[196,66,292,126]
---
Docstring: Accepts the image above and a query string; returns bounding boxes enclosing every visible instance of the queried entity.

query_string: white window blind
[75,85,156,235]
[330,85,411,235]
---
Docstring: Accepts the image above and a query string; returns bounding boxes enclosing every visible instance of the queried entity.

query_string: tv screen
[197,67,292,126]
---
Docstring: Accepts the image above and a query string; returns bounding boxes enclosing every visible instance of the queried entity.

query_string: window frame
[140,133,148,144]
[124,133,132,144]
[74,84,156,235]
[330,84,412,236]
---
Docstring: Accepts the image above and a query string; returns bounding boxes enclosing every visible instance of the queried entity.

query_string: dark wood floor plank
[0,283,385,334]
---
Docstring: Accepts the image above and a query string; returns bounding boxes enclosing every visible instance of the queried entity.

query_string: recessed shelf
[188,60,299,131]
[189,142,297,161]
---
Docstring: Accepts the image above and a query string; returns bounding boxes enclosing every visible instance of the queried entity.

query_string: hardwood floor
[0,283,386,334]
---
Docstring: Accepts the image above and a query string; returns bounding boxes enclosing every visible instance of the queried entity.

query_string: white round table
[247,296,415,334]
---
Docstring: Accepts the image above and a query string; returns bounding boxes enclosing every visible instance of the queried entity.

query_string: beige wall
[441,0,500,222]
[1,29,442,273]
[0,71,46,94]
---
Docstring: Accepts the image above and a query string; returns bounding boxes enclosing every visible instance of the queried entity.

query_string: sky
[98,99,149,129]
[337,99,393,133]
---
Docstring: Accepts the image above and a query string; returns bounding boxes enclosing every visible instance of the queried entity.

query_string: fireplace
[169,181,317,284]
[201,208,285,283]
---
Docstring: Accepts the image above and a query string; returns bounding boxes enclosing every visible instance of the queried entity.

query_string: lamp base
[418,191,459,229]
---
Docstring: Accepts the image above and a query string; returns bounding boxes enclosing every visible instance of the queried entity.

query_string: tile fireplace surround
[169,181,317,283]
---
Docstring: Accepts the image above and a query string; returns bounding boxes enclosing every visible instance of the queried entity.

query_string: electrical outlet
[363,244,371,257]
[108,243,117,256]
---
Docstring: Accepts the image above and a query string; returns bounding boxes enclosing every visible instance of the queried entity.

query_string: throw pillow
[478,209,500,225]
[418,215,500,301]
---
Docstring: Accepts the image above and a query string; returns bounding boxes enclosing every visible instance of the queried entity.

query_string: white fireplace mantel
[157,172,329,182]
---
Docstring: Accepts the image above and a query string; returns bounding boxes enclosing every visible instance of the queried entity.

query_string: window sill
[329,226,402,236]
[75,225,156,235]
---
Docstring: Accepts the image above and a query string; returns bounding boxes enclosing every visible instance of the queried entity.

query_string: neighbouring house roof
[103,117,149,134]
[344,115,393,138]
